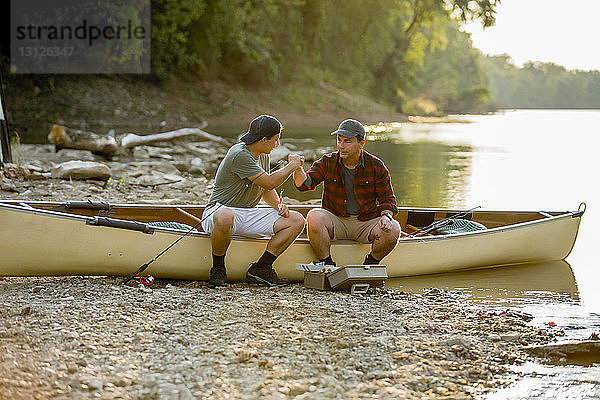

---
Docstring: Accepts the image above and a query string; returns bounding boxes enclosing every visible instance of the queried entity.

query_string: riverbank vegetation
[2,0,500,138]
[482,55,600,109]
[148,0,498,114]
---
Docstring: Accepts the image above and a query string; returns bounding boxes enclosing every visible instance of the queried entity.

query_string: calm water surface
[277,109,600,398]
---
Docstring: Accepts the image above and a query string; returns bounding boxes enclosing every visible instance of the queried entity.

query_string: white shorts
[201,203,280,238]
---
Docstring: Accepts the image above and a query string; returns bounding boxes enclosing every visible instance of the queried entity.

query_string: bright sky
[463,0,600,71]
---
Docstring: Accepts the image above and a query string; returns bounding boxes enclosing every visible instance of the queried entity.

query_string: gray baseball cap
[331,119,365,139]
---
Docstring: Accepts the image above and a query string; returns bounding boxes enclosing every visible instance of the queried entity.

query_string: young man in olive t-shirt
[201,115,305,287]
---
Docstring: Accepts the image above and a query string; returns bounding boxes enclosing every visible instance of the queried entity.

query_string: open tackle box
[296,263,388,294]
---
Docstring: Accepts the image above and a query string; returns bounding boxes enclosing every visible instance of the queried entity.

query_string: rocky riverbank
[0,140,327,205]
[0,277,556,400]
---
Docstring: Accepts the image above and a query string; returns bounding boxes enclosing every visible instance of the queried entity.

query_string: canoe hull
[0,203,583,280]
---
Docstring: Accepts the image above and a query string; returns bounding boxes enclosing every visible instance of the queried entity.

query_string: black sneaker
[305,260,336,271]
[209,265,227,288]
[246,263,290,287]
[318,260,336,269]
[363,254,381,265]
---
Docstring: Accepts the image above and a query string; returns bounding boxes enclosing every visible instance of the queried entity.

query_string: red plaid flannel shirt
[296,150,397,221]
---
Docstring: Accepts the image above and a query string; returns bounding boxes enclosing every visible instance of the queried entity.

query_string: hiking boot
[246,263,290,286]
[209,265,227,288]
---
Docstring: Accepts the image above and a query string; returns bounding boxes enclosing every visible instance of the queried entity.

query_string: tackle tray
[303,271,331,291]
[327,265,387,293]
[298,263,387,294]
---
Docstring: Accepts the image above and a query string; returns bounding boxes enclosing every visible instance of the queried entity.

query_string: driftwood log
[48,125,119,159]
[48,122,232,159]
[524,340,600,365]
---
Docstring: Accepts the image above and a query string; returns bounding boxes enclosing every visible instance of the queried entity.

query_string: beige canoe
[0,201,585,281]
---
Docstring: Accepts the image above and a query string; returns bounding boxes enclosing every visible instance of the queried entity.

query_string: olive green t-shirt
[207,143,270,208]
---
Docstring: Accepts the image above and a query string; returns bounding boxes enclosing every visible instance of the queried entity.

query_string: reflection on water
[279,128,474,208]
[367,141,473,207]
[389,260,600,400]
[386,261,579,304]
[487,362,600,400]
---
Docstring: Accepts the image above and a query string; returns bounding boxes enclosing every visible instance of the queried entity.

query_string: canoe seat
[148,221,198,232]
[433,219,486,235]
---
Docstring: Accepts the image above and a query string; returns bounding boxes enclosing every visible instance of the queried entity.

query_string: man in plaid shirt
[294,119,401,266]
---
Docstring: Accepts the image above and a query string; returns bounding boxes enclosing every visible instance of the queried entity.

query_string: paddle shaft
[122,204,223,284]
[409,206,481,238]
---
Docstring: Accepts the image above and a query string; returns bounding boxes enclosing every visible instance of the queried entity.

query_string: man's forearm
[263,163,297,190]
[293,167,308,187]
[262,189,280,209]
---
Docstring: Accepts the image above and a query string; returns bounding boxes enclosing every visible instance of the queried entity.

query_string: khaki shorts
[319,208,380,243]
[201,203,280,238]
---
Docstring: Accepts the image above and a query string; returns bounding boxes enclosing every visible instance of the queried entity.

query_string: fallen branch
[48,122,233,159]
[120,122,231,148]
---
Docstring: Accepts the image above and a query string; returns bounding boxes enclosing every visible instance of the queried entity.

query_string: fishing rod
[123,203,224,284]
[408,205,482,238]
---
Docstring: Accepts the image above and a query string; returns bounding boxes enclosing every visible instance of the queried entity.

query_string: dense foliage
[482,55,600,109]
[150,0,499,113]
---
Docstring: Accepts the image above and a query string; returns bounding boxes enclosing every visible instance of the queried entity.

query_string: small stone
[51,161,111,181]
[87,380,103,391]
[501,334,520,342]
[76,359,88,367]
[114,378,128,387]
[435,386,450,395]
[0,178,18,192]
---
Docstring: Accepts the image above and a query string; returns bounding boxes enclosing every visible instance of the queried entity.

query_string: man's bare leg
[247,211,305,286]
[209,207,234,287]
[266,211,306,256]
[210,207,235,256]
[368,220,401,261]
[306,209,335,260]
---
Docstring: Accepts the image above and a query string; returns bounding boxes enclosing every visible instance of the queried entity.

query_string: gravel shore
[0,277,555,399]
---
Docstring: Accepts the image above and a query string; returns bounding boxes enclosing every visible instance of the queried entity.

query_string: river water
[278,109,600,399]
